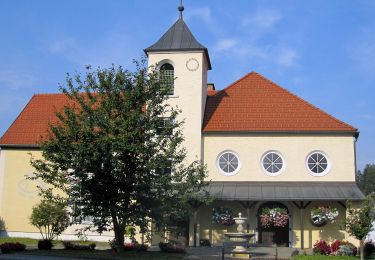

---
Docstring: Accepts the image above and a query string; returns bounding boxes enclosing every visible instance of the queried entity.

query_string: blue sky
[0,0,374,170]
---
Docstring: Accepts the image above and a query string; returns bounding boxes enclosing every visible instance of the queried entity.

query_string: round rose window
[217,151,241,176]
[306,151,330,176]
[261,151,285,176]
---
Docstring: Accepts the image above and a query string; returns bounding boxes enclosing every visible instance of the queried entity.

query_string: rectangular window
[155,159,172,176]
[156,117,173,136]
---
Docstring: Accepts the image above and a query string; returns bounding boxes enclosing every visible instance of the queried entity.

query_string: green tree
[29,200,69,241]
[30,62,208,251]
[357,164,375,195]
[344,196,374,260]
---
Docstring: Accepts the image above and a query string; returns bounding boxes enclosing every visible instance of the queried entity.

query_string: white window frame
[216,150,241,176]
[305,150,331,177]
[260,150,286,176]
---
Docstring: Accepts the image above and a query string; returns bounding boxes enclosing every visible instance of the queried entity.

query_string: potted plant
[310,206,339,227]
[260,207,289,228]
[212,207,235,226]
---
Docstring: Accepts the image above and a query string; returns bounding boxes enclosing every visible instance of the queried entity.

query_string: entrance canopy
[203,182,364,201]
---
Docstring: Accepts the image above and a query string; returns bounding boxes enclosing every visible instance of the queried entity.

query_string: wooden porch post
[193,209,198,247]
[292,201,311,250]
[188,200,203,247]
[300,204,304,250]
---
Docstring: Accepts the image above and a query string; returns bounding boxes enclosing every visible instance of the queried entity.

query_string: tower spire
[178,0,184,19]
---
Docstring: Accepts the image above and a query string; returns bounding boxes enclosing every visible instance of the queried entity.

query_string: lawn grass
[19,249,186,260]
[294,255,375,260]
[0,237,109,247]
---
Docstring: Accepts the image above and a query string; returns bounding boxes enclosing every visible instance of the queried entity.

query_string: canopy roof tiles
[204,182,365,201]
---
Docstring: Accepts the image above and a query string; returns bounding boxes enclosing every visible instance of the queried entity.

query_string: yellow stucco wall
[0,149,42,233]
[203,134,356,182]
[148,51,208,165]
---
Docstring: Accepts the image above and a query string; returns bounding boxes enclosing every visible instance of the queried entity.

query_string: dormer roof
[144,18,212,70]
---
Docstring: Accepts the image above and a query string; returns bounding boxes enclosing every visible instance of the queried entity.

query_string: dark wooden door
[257,202,289,247]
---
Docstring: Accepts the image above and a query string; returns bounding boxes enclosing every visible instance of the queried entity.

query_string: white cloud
[0,70,38,90]
[360,114,374,120]
[46,32,139,68]
[348,34,375,77]
[214,38,238,52]
[185,7,213,25]
[275,48,298,67]
[242,9,283,29]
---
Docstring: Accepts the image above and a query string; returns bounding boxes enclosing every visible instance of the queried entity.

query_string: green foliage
[344,195,374,260]
[29,200,69,241]
[344,196,374,241]
[29,61,209,251]
[357,164,375,195]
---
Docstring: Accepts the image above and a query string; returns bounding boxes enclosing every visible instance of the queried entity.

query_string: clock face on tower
[186,58,199,71]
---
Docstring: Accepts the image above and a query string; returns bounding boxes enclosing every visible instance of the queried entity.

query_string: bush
[38,239,53,250]
[158,242,185,253]
[199,239,211,247]
[364,240,375,258]
[30,200,69,241]
[313,240,331,255]
[330,240,341,253]
[0,242,26,254]
[62,241,96,250]
[291,249,300,256]
[340,240,357,256]
[337,245,355,256]
[108,239,148,252]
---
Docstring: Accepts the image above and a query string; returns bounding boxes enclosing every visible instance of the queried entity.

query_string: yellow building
[0,5,364,248]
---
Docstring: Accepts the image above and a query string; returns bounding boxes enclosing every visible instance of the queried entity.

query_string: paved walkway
[185,246,295,259]
[0,246,299,260]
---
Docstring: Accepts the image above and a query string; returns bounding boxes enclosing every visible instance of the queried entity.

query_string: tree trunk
[111,210,125,253]
[360,239,364,260]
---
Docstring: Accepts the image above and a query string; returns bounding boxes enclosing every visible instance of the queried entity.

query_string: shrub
[158,242,185,253]
[313,240,331,255]
[291,249,300,256]
[29,200,69,241]
[364,240,375,258]
[199,239,211,247]
[108,239,148,252]
[38,239,53,250]
[340,240,357,256]
[0,242,26,254]
[330,240,341,253]
[337,245,354,256]
[62,241,96,250]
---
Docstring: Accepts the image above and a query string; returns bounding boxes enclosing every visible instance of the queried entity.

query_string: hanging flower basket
[212,207,235,226]
[260,207,289,228]
[310,206,339,227]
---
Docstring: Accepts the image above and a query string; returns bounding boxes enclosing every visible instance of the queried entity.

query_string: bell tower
[144,2,211,164]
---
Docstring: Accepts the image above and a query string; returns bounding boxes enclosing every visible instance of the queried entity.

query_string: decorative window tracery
[160,63,174,95]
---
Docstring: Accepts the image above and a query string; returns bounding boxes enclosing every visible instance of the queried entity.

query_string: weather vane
[178,0,184,19]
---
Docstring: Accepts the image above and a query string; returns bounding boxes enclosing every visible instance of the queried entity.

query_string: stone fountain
[224,212,255,257]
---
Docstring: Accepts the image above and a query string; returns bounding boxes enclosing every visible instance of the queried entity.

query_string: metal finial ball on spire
[178,0,184,19]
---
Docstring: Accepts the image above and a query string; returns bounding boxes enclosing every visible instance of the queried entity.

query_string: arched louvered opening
[160,63,174,95]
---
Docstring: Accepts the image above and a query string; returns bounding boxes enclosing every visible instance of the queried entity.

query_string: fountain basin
[224,232,254,242]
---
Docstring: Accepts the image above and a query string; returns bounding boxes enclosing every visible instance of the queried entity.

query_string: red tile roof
[0,94,71,146]
[203,72,357,133]
[0,72,357,146]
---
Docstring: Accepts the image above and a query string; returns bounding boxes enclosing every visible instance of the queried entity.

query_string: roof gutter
[0,144,40,149]
[202,130,359,136]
